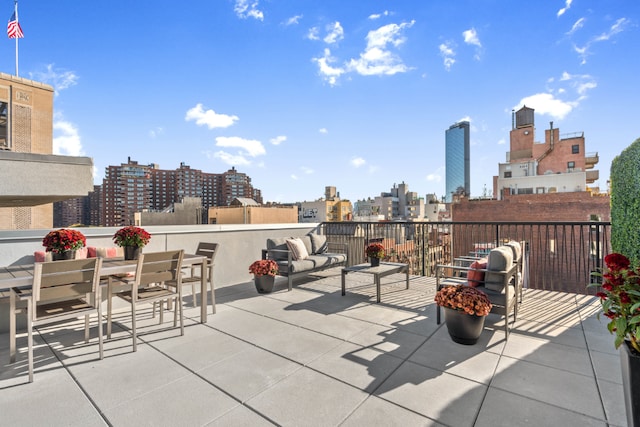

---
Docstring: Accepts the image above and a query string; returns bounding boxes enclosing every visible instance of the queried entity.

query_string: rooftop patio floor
[0,269,628,426]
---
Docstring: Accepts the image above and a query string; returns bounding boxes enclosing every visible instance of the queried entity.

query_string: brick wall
[452,192,610,222]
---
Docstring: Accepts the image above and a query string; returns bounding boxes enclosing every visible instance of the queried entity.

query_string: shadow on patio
[0,268,628,426]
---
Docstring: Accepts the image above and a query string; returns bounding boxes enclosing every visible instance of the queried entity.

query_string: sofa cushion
[299,235,313,256]
[286,238,309,260]
[267,238,289,261]
[485,246,513,292]
[467,258,487,287]
[309,233,328,254]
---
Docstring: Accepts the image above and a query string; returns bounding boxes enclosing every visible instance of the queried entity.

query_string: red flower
[249,259,278,277]
[42,229,86,253]
[113,226,151,248]
[590,252,640,354]
[604,253,630,270]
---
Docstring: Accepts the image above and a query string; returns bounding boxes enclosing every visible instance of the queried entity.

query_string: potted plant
[434,284,492,345]
[113,226,151,260]
[42,229,87,260]
[249,259,279,293]
[365,242,385,267]
[589,253,640,426]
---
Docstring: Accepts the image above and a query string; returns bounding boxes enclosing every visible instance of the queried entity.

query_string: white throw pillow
[286,238,309,260]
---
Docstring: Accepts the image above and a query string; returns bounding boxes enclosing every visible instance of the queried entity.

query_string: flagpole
[14,1,19,76]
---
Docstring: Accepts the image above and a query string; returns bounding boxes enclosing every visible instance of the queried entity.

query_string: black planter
[52,250,76,261]
[370,257,380,267]
[254,275,275,293]
[124,246,141,260]
[443,307,486,345]
[620,340,640,427]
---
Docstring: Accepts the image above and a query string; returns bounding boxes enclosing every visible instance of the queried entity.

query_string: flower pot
[254,275,275,294]
[124,246,141,260]
[370,257,380,267]
[620,340,640,427]
[52,250,76,261]
[443,307,486,345]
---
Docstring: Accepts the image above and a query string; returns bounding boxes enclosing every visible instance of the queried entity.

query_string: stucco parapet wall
[0,151,94,207]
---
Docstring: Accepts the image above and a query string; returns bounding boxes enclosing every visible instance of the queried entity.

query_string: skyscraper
[445,121,470,202]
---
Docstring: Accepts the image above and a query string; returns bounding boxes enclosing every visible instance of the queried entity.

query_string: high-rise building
[445,121,470,202]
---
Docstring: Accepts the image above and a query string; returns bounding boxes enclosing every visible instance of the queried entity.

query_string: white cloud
[319,128,328,134]
[498,138,506,145]
[346,21,415,77]
[234,0,263,21]
[439,42,456,71]
[270,135,286,145]
[351,157,366,167]
[566,17,585,35]
[369,11,390,20]
[215,136,265,157]
[312,48,345,86]
[462,28,481,47]
[53,119,83,156]
[29,64,78,95]
[557,0,573,17]
[514,93,575,120]
[149,127,164,138]
[213,151,251,166]
[307,26,320,40]
[300,166,314,174]
[324,21,344,44]
[573,17,630,64]
[284,15,302,26]
[426,173,441,183]
[185,104,239,129]
[462,28,482,60]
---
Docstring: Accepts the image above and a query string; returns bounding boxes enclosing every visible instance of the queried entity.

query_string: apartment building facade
[95,159,262,227]
[494,106,599,200]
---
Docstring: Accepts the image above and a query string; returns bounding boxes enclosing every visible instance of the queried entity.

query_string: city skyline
[2,1,637,203]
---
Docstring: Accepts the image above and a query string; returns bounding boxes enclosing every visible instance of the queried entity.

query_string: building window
[504,171,512,178]
[568,161,575,170]
[572,144,579,154]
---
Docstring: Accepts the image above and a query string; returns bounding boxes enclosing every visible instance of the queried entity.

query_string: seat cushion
[467,258,487,287]
[485,246,513,292]
[309,233,328,254]
[286,238,309,260]
[504,241,522,262]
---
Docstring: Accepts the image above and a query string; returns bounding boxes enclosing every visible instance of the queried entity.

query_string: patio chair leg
[97,306,104,360]
[173,297,178,328]
[9,290,16,363]
[192,283,197,307]
[27,299,33,383]
[84,315,90,343]
[159,301,164,324]
[107,280,113,339]
[131,303,137,352]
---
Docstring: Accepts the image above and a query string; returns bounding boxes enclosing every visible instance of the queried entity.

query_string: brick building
[494,106,600,199]
[96,159,262,226]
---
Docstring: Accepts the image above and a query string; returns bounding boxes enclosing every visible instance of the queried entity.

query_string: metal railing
[320,221,611,295]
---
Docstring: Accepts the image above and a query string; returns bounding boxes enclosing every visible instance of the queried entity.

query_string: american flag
[7,11,23,39]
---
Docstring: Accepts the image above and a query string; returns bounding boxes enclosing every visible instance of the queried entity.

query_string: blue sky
[3,1,638,203]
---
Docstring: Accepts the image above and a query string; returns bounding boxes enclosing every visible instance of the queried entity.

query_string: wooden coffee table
[341,262,409,303]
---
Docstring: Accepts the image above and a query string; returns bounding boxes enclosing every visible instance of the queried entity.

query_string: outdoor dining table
[0,253,211,323]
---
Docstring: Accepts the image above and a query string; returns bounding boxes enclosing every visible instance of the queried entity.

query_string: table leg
[200,259,207,323]
[405,266,410,289]
[375,275,381,303]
